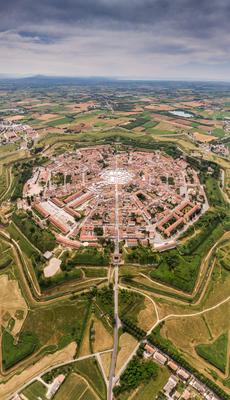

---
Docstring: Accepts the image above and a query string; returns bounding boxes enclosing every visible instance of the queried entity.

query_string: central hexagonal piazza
[100,168,133,185]
[24,145,208,250]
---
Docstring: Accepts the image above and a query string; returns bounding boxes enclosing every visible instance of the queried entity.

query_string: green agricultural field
[196,333,228,373]
[21,381,47,400]
[26,118,43,125]
[150,128,177,135]
[94,121,108,128]
[121,116,151,130]
[212,112,230,120]
[72,110,102,122]
[73,357,106,399]
[54,373,89,400]
[47,116,74,126]
[212,128,226,138]
[2,329,39,370]
[144,121,159,129]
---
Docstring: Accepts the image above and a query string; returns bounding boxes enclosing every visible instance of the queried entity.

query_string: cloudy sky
[1,0,230,80]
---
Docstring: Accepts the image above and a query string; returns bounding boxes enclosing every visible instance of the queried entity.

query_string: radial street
[108,153,122,400]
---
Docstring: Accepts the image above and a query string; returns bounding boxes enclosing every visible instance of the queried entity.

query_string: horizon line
[0,74,230,84]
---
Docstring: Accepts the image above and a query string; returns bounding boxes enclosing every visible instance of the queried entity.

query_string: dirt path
[114,287,230,386]
[120,283,230,336]
[161,294,230,324]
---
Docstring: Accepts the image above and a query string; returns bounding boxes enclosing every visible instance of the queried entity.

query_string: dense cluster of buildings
[22,145,207,250]
[223,117,230,133]
[0,120,38,145]
[200,142,229,157]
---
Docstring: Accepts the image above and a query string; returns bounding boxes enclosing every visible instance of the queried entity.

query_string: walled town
[21,146,208,251]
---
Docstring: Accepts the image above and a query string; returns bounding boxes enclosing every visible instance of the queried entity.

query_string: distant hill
[0,75,230,91]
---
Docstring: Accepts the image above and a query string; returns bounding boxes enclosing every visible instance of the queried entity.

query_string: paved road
[108,153,121,400]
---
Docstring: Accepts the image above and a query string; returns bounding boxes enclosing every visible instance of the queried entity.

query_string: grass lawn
[7,222,40,258]
[0,254,12,269]
[82,267,107,278]
[92,317,113,353]
[73,357,106,399]
[2,329,39,370]
[21,381,47,400]
[0,166,8,197]
[119,289,145,324]
[217,240,230,271]
[0,238,11,252]
[21,299,90,352]
[196,333,228,373]
[61,247,110,268]
[205,177,226,207]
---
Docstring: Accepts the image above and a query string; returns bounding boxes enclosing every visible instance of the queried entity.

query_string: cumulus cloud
[0,0,230,79]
